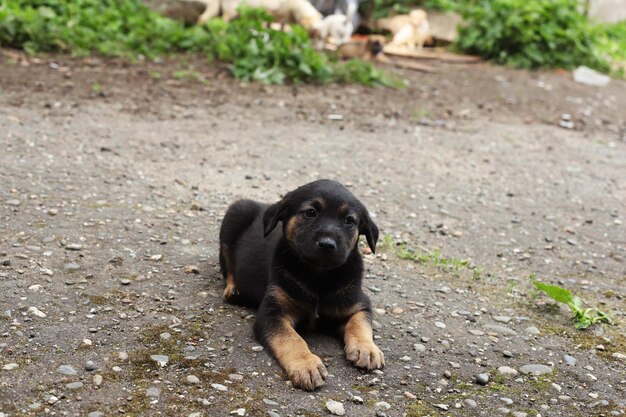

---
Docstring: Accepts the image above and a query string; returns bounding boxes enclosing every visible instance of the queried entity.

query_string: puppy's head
[263,179,379,269]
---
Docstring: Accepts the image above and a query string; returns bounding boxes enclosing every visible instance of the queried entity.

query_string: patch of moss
[87,295,109,305]
[407,401,435,417]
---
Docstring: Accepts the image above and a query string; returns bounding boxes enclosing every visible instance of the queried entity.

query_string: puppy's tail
[219,199,262,279]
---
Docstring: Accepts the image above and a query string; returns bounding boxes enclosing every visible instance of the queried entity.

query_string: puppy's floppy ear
[263,195,291,237]
[263,203,281,237]
[359,209,379,253]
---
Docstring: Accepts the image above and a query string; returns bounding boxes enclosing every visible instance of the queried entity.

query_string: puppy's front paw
[286,354,328,391]
[345,341,385,370]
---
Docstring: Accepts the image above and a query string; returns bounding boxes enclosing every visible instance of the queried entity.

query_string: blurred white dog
[196,0,322,29]
[390,9,431,49]
[312,1,356,46]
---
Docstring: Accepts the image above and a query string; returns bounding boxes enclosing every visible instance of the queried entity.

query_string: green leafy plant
[331,58,405,87]
[595,20,626,77]
[532,278,612,329]
[455,0,608,71]
[0,0,398,86]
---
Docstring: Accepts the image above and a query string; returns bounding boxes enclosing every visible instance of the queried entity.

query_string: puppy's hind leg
[219,244,239,301]
[219,199,263,303]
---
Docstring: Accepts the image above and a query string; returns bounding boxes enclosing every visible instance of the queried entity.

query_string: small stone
[500,397,513,405]
[150,354,169,367]
[6,199,21,206]
[469,329,485,336]
[150,254,163,261]
[519,364,553,375]
[512,413,528,417]
[525,326,541,335]
[146,387,161,397]
[493,316,511,323]
[230,408,246,416]
[391,307,404,315]
[88,412,104,417]
[251,345,264,352]
[184,265,200,274]
[211,383,228,391]
[414,343,426,352]
[57,364,77,375]
[483,325,517,336]
[85,360,97,371]
[263,398,279,406]
[435,321,447,329]
[65,243,83,251]
[93,374,103,386]
[404,391,416,400]
[375,401,391,410]
[160,332,172,340]
[497,407,510,414]
[229,373,244,381]
[563,355,577,366]
[368,285,382,293]
[464,399,477,408]
[2,363,18,371]
[47,395,59,405]
[119,279,131,285]
[434,404,449,411]
[118,351,129,360]
[82,339,93,347]
[326,400,345,416]
[28,306,47,318]
[611,352,626,361]
[502,350,513,358]
[267,412,281,417]
[65,262,80,271]
[66,381,83,390]
[189,413,202,417]
[475,373,489,385]
[400,355,411,362]
[497,366,519,377]
[187,375,200,385]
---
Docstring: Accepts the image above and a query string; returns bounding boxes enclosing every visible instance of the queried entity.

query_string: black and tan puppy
[219,179,384,390]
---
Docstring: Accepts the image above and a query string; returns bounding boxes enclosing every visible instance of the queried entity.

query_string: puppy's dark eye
[345,215,356,225]
[305,208,317,218]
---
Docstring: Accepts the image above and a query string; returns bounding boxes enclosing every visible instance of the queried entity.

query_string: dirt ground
[1,49,625,417]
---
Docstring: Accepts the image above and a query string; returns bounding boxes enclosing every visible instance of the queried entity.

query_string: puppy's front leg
[343,310,385,370]
[255,290,327,390]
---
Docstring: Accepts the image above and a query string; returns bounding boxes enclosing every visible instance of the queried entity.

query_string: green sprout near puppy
[532,278,612,330]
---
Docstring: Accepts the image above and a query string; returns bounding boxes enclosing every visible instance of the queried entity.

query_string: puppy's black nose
[317,237,337,251]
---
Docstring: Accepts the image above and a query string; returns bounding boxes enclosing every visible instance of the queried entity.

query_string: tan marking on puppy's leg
[223,272,238,300]
[343,311,385,370]
[268,317,328,391]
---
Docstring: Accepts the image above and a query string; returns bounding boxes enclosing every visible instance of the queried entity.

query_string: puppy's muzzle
[317,237,337,251]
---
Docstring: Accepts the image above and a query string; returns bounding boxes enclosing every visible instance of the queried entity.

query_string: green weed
[532,277,613,330]
[454,0,610,71]
[0,0,397,86]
